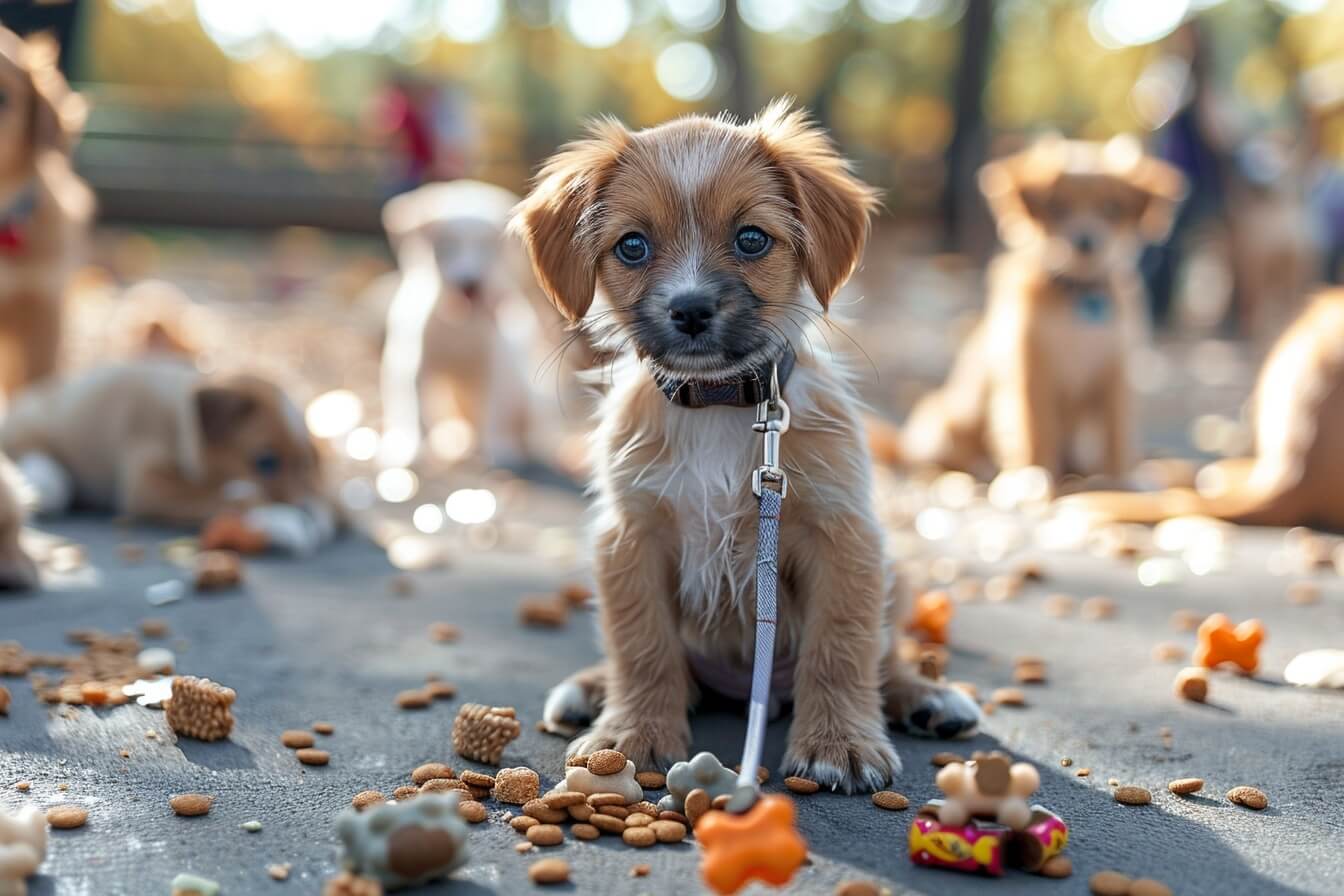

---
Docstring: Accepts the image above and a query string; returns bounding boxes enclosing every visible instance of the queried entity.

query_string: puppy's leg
[0,456,38,590]
[119,455,229,526]
[881,578,980,739]
[1099,362,1133,479]
[378,275,433,469]
[990,347,1061,477]
[783,519,901,792]
[0,293,60,398]
[542,661,608,735]
[567,517,690,770]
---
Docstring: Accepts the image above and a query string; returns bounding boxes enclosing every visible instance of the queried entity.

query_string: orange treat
[201,513,269,555]
[1193,613,1265,675]
[697,795,807,895]
[907,590,955,645]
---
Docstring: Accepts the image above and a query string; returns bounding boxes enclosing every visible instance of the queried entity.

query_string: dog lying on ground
[378,179,578,469]
[0,28,93,401]
[513,101,979,791]
[1063,288,1344,529]
[0,360,336,552]
[901,137,1185,482]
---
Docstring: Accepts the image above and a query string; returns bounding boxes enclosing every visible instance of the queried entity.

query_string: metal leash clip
[751,363,791,498]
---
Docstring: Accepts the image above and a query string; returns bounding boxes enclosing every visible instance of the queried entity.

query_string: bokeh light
[655,42,717,101]
[662,0,724,32]
[305,389,363,440]
[1089,0,1190,49]
[345,427,380,462]
[445,488,497,524]
[376,468,420,503]
[438,0,504,43]
[566,0,632,48]
[413,503,445,534]
[738,0,802,33]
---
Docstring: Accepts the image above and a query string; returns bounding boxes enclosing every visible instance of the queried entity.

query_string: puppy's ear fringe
[21,33,87,155]
[978,157,1040,248]
[510,118,630,323]
[753,98,882,308]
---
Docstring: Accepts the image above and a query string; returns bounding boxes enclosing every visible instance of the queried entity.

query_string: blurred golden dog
[514,102,979,791]
[0,28,93,400]
[1065,288,1344,529]
[0,360,335,551]
[902,137,1185,482]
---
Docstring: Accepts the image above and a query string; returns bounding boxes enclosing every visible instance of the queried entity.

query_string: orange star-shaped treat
[907,590,955,645]
[1193,613,1264,675]
[201,512,269,555]
[697,795,808,895]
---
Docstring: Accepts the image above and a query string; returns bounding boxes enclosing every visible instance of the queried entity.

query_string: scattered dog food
[784,776,820,794]
[1043,594,1075,617]
[572,822,600,840]
[281,730,315,749]
[15,781,31,791]
[241,821,262,832]
[518,595,569,628]
[45,805,87,829]
[1151,642,1186,663]
[0,685,8,715]
[682,789,711,827]
[1113,786,1152,806]
[1168,777,1204,795]
[1287,582,1321,605]
[138,618,170,638]
[458,800,487,823]
[587,749,626,776]
[872,791,910,811]
[1174,667,1210,702]
[635,771,666,789]
[623,826,656,848]
[650,819,686,843]
[1130,880,1174,896]
[1227,785,1268,810]
[452,704,521,765]
[659,752,736,813]
[907,590,954,645]
[1170,610,1201,632]
[460,769,495,789]
[1080,596,1116,620]
[1013,656,1048,684]
[930,752,964,767]
[313,721,335,735]
[170,794,213,817]
[991,687,1027,707]
[267,864,291,881]
[528,858,570,885]
[171,872,221,896]
[559,584,592,607]
[297,748,330,766]
[193,550,242,591]
[201,512,269,554]
[393,786,418,800]
[541,792,585,809]
[631,863,651,877]
[834,882,882,896]
[322,871,383,896]
[395,689,432,710]
[1194,614,1265,674]
[352,791,386,810]
[165,677,236,742]
[425,680,457,700]
[412,763,454,785]
[1040,855,1073,878]
[510,815,539,832]
[492,767,539,804]
[1089,870,1132,896]
[522,799,566,824]
[429,623,460,643]
[527,824,564,847]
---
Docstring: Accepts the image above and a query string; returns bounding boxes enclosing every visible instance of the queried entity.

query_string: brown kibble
[352,790,386,810]
[872,791,910,811]
[1170,609,1200,632]
[1130,881,1174,896]
[1089,871,1133,896]
[313,721,335,735]
[139,618,169,638]
[586,749,627,776]
[1080,596,1116,620]
[785,776,820,794]
[1174,667,1210,703]
[541,791,586,809]
[1109,778,1120,786]
[1076,768,1091,777]
[627,800,660,816]
[15,781,31,792]
[1114,785,1152,805]
[518,596,569,629]
[460,769,495,788]
[568,803,594,822]
[458,800,488,823]
[650,819,686,843]
[514,841,535,854]
[411,762,454,784]
[572,823,600,840]
[526,823,564,847]
[587,792,628,807]
[493,767,540,805]
[658,810,689,825]
[165,676,236,742]
[297,748,330,766]
[1014,658,1048,684]
[425,681,458,701]
[0,685,8,715]
[420,778,469,796]
[452,703,521,765]
[991,687,1027,707]
[1151,642,1186,663]
[194,550,243,591]
[429,622,460,643]
[1167,777,1204,795]
[684,788,710,826]
[595,804,629,819]
[281,730,315,749]
[711,794,732,811]
[631,864,651,878]
[559,583,592,607]
[170,793,213,816]
[635,771,666,789]
[323,871,382,896]
[1227,785,1269,810]
[46,805,87,829]
[392,786,418,801]
[1040,855,1073,878]
[528,858,570,885]
[1060,757,1073,767]
[510,815,539,832]
[622,826,657,848]
[625,812,654,827]
[566,754,589,767]
[522,799,568,824]
[834,882,882,896]
[931,752,964,767]
[591,813,626,834]
[1043,594,1075,617]
[395,689,431,710]
[267,864,291,881]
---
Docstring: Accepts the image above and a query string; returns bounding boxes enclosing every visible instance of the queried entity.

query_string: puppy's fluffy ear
[195,386,258,442]
[1104,136,1187,243]
[511,119,629,322]
[24,33,87,155]
[978,140,1063,247]
[753,99,879,308]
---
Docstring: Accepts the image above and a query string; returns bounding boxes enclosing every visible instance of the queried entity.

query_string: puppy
[1064,288,1344,529]
[0,28,93,400]
[513,102,978,791]
[0,360,334,550]
[378,179,570,469]
[0,453,37,590]
[902,137,1185,482]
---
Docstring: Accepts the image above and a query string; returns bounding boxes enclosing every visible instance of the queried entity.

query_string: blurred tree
[942,0,995,254]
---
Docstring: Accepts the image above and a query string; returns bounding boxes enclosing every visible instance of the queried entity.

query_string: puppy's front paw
[568,712,689,772]
[887,678,981,739]
[783,713,901,793]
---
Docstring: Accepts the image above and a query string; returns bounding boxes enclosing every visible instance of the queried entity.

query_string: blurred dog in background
[901,136,1186,483]
[0,27,92,402]
[0,454,36,589]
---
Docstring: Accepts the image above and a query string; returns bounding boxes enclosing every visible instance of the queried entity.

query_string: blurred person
[376,74,476,194]
[901,136,1185,483]
[0,26,92,401]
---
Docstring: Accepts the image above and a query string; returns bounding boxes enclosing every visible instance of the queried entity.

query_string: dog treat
[282,730,315,749]
[697,795,808,895]
[591,813,627,835]
[297,748,330,766]
[932,752,966,768]
[193,550,242,591]
[625,812,655,827]
[1169,609,1200,632]
[335,792,468,889]
[1194,614,1265,674]
[1151,642,1186,663]
[934,753,1039,830]
[650,819,686,843]
[834,882,881,896]
[170,794,213,817]
[510,815,538,832]
[1227,785,1268,810]
[201,512,269,554]
[45,805,87,829]
[314,721,335,735]
[526,824,564,847]
[518,596,569,629]
[631,864,651,877]
[568,803,594,822]
[1043,594,1075,617]
[171,873,222,896]
[425,680,457,701]
[459,769,494,789]
[908,590,954,645]
[991,687,1027,707]
[428,623,460,643]
[323,871,384,896]
[1130,879,1174,896]
[522,800,567,824]
[1040,855,1073,878]
[165,676,236,742]
[0,686,8,716]
[0,804,47,892]
[598,804,631,819]
[541,791,585,809]
[268,864,291,881]
[683,788,711,827]
[565,753,589,767]
[784,776,820,794]
[514,842,534,855]
[395,690,431,710]
[628,800,660,816]
[1113,786,1152,806]
[411,763,454,785]
[352,791,386,811]
[1076,768,1091,777]
[634,771,665,789]
[1080,596,1116,620]
[139,618,170,638]
[458,800,487,823]
[1284,649,1344,689]
[491,767,538,804]
[559,760,642,804]
[587,749,626,776]
[528,858,570,885]
[240,821,262,833]
[872,791,910,811]
[451,704,521,765]
[1089,870,1132,896]
[393,786,418,801]
[14,782,30,792]
[572,822,600,840]
[623,826,656,848]
[559,583,592,607]
[1013,657,1048,684]
[1173,667,1210,702]
[419,779,468,796]
[659,751,736,813]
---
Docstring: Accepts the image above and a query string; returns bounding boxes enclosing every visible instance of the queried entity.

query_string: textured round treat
[1227,785,1269,809]
[542,791,586,809]
[1114,786,1152,805]
[635,771,666,789]
[834,883,881,896]
[930,752,964,767]
[622,826,657,848]
[458,800,487,823]
[785,776,820,794]
[625,812,655,827]
[1040,855,1073,878]
[313,721,335,735]
[684,788,711,826]
[395,690,431,710]
[627,801,660,817]
[1089,870,1133,896]
[566,754,589,767]
[46,805,88,829]
[510,815,539,832]
[590,813,626,834]
[526,824,564,846]
[649,819,686,843]
[170,794,214,816]
[420,779,469,796]
[1168,777,1204,795]
[572,823,600,840]
[872,791,910,811]
[352,791,386,810]
[528,858,570,885]
[1130,880,1174,896]
[297,748,330,766]
[281,730,315,749]
[568,803,594,822]
[459,770,495,789]
[411,763,454,785]
[521,799,567,824]
[1174,667,1210,702]
[452,704,521,765]
[392,786,418,801]
[587,749,627,776]
[493,767,540,805]
[165,676,236,742]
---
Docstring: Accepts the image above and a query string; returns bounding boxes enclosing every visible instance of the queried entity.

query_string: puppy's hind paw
[890,681,981,739]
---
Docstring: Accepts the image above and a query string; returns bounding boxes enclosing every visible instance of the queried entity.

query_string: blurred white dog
[377,179,561,469]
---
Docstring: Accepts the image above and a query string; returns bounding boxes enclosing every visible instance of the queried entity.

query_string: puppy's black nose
[668,292,716,336]
[1073,233,1096,254]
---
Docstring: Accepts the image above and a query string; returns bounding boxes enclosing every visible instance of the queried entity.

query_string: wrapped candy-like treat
[335,793,468,890]
[909,811,1004,876]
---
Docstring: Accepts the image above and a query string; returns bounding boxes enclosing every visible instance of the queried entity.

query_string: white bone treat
[1284,649,1344,689]
[658,751,738,813]
[0,806,47,896]
[554,759,642,804]
[335,792,468,890]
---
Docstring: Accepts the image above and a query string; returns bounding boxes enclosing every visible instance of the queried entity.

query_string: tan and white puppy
[379,179,567,469]
[0,360,335,552]
[902,137,1185,482]
[1065,289,1344,529]
[0,453,37,589]
[513,102,978,792]
[0,28,93,400]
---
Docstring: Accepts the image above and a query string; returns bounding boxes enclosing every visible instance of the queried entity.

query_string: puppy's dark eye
[253,452,282,477]
[615,233,650,266]
[734,226,771,258]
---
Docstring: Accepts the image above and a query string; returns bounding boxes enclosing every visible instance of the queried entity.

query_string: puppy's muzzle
[668,291,716,337]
